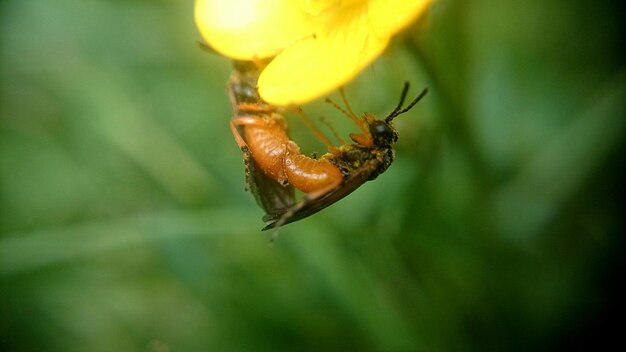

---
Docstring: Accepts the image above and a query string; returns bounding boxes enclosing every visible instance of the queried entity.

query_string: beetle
[261,83,428,231]
[229,60,347,217]
[228,60,295,215]
[227,60,427,235]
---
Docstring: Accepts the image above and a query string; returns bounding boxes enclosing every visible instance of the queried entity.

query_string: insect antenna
[385,82,411,119]
[385,84,428,123]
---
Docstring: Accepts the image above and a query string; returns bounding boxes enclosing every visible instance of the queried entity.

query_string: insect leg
[295,109,341,155]
[319,116,346,145]
[230,117,258,193]
[230,116,264,151]
[326,89,373,147]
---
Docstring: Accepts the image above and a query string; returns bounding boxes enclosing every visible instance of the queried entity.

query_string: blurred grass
[1,0,624,351]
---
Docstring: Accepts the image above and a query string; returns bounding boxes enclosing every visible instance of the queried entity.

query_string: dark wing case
[261,158,380,230]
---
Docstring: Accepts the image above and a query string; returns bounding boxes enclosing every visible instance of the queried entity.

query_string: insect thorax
[331,145,395,181]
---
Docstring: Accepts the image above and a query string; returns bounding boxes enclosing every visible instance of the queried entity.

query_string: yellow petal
[194,0,318,60]
[258,7,388,105]
[298,0,336,15]
[367,0,433,39]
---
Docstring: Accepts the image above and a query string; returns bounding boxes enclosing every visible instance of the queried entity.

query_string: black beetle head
[369,119,398,146]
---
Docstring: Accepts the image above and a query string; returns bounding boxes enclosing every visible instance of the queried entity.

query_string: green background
[1,0,624,351]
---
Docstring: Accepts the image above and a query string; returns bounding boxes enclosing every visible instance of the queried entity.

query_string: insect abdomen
[284,153,342,193]
[243,118,290,184]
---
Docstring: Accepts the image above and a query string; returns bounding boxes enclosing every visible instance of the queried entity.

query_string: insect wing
[261,159,378,230]
[235,125,295,215]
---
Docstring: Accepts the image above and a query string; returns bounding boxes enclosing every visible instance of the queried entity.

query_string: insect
[228,60,295,215]
[227,60,427,234]
[261,83,428,231]
[229,60,344,217]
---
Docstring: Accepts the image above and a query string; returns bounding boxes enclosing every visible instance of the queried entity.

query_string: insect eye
[370,121,396,145]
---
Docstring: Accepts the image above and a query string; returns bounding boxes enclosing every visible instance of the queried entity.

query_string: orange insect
[228,60,427,234]
[228,60,295,215]
[229,60,345,211]
[262,83,428,231]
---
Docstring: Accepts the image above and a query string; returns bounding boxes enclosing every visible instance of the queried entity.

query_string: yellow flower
[195,0,432,106]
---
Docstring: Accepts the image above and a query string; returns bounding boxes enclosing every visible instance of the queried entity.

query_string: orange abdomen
[243,116,343,193]
[243,118,290,184]
[285,152,343,193]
